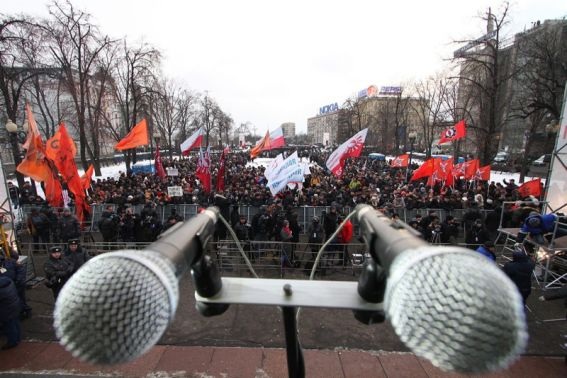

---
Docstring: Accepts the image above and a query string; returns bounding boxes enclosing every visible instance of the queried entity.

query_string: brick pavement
[0,341,566,377]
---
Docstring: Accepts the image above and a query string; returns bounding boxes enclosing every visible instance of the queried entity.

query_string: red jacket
[339,220,353,244]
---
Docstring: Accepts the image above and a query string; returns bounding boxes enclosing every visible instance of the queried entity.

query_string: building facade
[280,122,296,139]
[307,112,339,146]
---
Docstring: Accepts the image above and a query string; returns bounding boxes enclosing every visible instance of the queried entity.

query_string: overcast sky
[4,0,567,135]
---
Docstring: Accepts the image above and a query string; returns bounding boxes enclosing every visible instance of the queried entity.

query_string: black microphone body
[355,204,527,374]
[54,207,219,365]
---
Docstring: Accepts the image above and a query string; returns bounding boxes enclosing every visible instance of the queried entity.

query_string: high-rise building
[307,112,339,146]
[280,122,296,139]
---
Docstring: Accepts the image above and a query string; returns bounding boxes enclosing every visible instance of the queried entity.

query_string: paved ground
[1,253,566,377]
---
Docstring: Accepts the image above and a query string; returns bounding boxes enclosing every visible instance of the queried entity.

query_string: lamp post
[5,119,26,188]
[406,131,417,183]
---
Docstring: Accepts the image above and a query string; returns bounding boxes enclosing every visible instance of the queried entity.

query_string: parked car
[532,154,551,167]
[492,151,509,163]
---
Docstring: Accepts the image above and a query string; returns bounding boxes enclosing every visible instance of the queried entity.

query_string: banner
[267,165,305,196]
[167,168,179,176]
[265,153,284,181]
[167,186,183,197]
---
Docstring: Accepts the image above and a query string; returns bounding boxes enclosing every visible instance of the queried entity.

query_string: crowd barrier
[52,204,498,235]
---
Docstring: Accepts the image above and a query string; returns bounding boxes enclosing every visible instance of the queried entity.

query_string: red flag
[196,148,211,193]
[518,178,542,198]
[474,165,491,181]
[115,119,149,150]
[81,164,94,191]
[250,131,271,158]
[427,158,454,186]
[464,159,480,180]
[154,142,166,179]
[326,128,368,176]
[390,154,409,168]
[410,158,435,181]
[216,147,227,192]
[452,161,465,178]
[439,120,466,144]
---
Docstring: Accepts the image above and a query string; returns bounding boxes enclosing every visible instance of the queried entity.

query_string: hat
[529,195,540,206]
[312,216,319,222]
[68,239,79,246]
[127,195,134,200]
[50,246,63,253]
[527,216,541,227]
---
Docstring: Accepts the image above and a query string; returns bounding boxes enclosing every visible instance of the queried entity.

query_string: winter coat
[64,246,91,273]
[44,255,74,290]
[58,214,80,242]
[503,251,535,296]
[0,276,20,321]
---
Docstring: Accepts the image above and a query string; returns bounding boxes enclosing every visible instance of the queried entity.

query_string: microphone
[355,204,528,374]
[53,207,219,365]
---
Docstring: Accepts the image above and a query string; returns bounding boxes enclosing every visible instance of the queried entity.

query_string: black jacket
[64,247,90,273]
[503,252,535,295]
[44,255,74,289]
[0,276,20,321]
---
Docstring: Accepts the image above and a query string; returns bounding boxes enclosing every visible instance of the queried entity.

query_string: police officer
[64,239,90,274]
[44,246,74,300]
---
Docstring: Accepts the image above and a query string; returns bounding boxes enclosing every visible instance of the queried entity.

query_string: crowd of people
[2,150,567,352]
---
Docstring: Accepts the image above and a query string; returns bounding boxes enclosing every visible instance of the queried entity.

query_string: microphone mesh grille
[54,251,178,365]
[386,250,527,373]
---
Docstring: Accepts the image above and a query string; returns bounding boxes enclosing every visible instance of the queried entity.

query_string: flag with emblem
[439,120,466,144]
[326,128,368,176]
[391,153,409,168]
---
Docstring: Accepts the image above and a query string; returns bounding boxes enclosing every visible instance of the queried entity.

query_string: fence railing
[17,204,499,236]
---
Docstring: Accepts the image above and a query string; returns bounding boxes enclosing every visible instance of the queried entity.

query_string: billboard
[319,103,339,115]
[357,85,378,98]
[379,86,403,96]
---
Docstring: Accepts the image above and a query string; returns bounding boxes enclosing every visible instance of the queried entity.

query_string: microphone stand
[282,305,305,378]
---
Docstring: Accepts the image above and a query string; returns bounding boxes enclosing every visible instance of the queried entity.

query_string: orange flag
[250,130,271,158]
[81,164,95,190]
[44,169,64,208]
[46,126,77,161]
[115,119,149,151]
[17,104,51,182]
[53,124,87,223]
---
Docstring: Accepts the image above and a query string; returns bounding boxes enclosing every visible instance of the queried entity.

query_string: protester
[0,252,31,319]
[58,208,81,244]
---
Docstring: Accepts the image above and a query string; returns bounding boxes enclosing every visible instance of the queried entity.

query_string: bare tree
[111,39,160,170]
[152,78,181,159]
[175,89,197,150]
[198,94,221,147]
[409,72,452,157]
[452,3,516,164]
[45,0,114,170]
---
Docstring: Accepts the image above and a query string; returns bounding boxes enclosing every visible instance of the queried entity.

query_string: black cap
[68,239,80,246]
[50,246,63,253]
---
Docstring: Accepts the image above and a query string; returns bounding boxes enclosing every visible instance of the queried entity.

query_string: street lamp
[406,131,417,182]
[5,119,26,188]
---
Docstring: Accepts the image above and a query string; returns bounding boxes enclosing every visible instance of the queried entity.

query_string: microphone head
[54,250,179,365]
[384,247,527,374]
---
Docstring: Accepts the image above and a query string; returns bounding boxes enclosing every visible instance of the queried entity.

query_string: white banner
[269,151,299,180]
[267,165,304,196]
[167,186,183,197]
[167,168,179,176]
[265,153,284,181]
